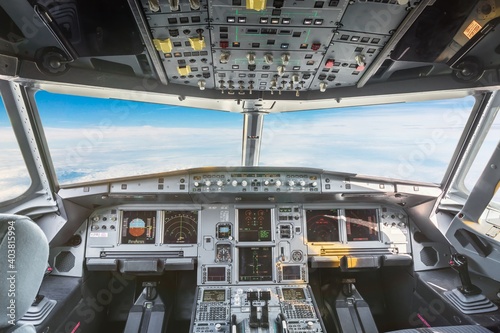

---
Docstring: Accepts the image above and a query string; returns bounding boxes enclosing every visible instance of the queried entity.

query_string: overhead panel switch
[153,38,173,53]
[246,0,267,11]
[177,66,191,76]
[189,37,206,51]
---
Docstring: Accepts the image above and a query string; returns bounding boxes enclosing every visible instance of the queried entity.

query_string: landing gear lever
[449,253,481,295]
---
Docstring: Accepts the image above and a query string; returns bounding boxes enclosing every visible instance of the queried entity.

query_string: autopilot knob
[288,180,295,187]
[450,253,481,295]
[275,180,282,187]
[299,180,306,186]
[241,180,248,187]
[231,180,238,187]
[194,181,201,187]
[205,180,212,187]
[216,180,224,187]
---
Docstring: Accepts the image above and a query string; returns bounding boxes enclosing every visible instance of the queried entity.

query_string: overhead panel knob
[264,53,274,64]
[217,180,224,187]
[319,82,327,92]
[231,180,238,187]
[241,180,248,187]
[299,180,306,186]
[247,53,256,65]
[288,180,295,187]
[275,180,282,187]
[205,180,212,186]
[281,53,290,65]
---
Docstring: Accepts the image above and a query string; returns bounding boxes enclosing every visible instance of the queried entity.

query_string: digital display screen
[216,223,232,239]
[282,288,306,301]
[121,211,156,244]
[238,209,272,242]
[207,267,227,282]
[203,289,226,302]
[306,209,340,242]
[239,247,273,281]
[346,209,379,241]
[163,211,198,244]
[282,265,301,280]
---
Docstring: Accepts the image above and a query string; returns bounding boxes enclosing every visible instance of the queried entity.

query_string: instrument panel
[86,202,411,277]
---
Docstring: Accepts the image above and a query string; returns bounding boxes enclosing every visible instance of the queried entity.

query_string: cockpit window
[260,96,475,184]
[462,103,500,204]
[35,91,242,185]
[0,95,31,202]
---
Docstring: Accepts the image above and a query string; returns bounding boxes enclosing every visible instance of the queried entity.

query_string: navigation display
[345,209,379,241]
[306,209,340,242]
[238,209,272,242]
[203,289,226,302]
[163,210,198,244]
[121,211,156,244]
[239,247,273,281]
[282,288,306,301]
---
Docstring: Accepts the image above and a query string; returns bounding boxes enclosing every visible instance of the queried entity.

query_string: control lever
[260,291,271,328]
[276,313,288,333]
[449,253,481,295]
[248,292,259,328]
[231,314,238,333]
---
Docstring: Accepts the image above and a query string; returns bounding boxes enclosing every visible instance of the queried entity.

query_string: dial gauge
[215,243,232,262]
[163,211,198,244]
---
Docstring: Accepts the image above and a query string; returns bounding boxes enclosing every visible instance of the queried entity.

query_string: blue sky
[0,91,486,201]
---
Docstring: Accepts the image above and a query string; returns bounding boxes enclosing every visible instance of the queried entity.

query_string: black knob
[450,254,481,295]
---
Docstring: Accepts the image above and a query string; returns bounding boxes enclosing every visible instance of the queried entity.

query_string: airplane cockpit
[1,0,500,333]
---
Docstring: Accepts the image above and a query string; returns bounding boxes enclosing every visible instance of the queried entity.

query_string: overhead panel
[137,0,413,93]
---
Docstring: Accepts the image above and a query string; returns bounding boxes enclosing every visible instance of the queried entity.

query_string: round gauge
[163,211,198,244]
[129,218,146,237]
[306,211,340,242]
[291,250,303,262]
[216,244,231,262]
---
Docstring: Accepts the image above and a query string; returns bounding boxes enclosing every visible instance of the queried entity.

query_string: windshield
[0,95,31,201]
[36,91,475,185]
[36,91,242,184]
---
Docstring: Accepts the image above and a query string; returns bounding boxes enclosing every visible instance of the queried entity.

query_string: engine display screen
[282,288,306,301]
[306,209,340,242]
[346,209,379,241]
[203,289,226,302]
[282,265,301,281]
[238,209,272,242]
[239,247,273,281]
[121,211,156,244]
[207,266,227,282]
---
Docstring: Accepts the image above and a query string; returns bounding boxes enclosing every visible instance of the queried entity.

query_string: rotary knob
[215,323,222,331]
[194,181,201,187]
[264,180,270,186]
[205,180,211,186]
[241,180,248,187]
[299,180,306,186]
[288,180,295,187]
[311,181,318,187]
[275,180,282,187]
[217,180,224,187]
[231,180,238,187]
